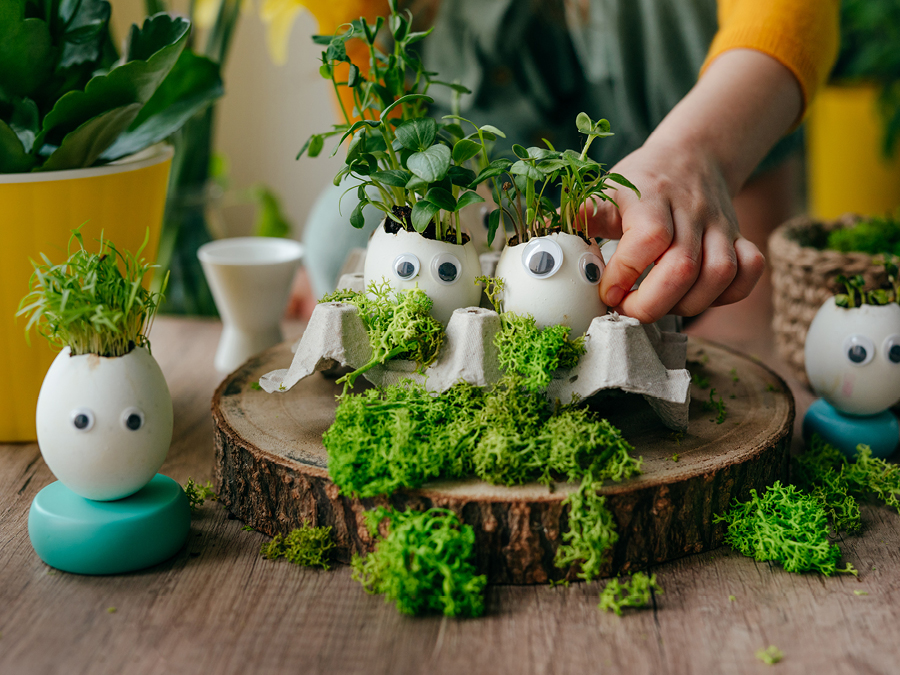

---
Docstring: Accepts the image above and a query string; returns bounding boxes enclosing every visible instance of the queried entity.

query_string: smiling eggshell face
[804,298,900,415]
[363,225,483,325]
[494,232,606,335]
[36,347,173,501]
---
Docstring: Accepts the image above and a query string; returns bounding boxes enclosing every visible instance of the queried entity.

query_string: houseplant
[806,0,900,218]
[0,1,222,441]
[19,229,190,574]
[802,265,900,458]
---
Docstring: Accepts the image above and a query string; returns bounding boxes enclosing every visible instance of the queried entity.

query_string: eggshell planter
[363,223,482,325]
[36,346,174,501]
[494,232,607,336]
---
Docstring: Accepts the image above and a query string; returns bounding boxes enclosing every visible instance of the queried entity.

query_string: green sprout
[18,228,167,357]
[691,371,711,389]
[260,523,336,569]
[755,646,784,666]
[703,388,727,424]
[352,507,487,618]
[834,256,900,308]
[598,572,663,616]
[183,478,217,512]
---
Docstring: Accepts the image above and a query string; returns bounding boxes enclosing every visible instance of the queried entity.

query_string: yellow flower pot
[0,144,173,442]
[807,84,900,219]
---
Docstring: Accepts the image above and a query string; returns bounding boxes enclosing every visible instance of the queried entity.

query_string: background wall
[113,1,342,239]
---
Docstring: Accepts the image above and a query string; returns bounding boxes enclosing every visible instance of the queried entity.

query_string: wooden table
[2,315,899,675]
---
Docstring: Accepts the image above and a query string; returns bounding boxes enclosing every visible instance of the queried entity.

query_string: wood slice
[213,338,794,584]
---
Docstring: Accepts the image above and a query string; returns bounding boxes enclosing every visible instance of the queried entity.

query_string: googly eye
[121,407,145,431]
[883,335,900,364]
[843,334,875,366]
[521,238,563,279]
[431,252,462,285]
[71,408,95,432]
[393,253,420,281]
[579,252,604,285]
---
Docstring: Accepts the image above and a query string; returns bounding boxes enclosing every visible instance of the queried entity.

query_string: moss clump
[352,507,487,618]
[494,313,585,391]
[598,572,663,615]
[260,523,336,569]
[183,478,217,512]
[324,378,641,498]
[827,213,900,257]
[320,281,445,389]
[756,646,784,666]
[715,481,846,575]
[555,475,619,581]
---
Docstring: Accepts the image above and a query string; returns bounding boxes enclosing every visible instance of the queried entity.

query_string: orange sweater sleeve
[702,0,840,114]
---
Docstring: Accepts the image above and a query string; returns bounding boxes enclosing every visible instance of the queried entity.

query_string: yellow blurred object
[0,145,173,442]
[807,84,900,219]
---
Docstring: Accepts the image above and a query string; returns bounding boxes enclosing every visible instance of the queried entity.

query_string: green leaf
[380,94,433,120]
[486,209,501,246]
[527,146,553,160]
[448,165,476,187]
[325,40,348,64]
[39,14,190,148]
[58,0,112,70]
[425,187,457,211]
[512,144,529,159]
[39,103,143,171]
[431,79,471,94]
[480,124,506,138]
[405,29,435,46]
[470,158,512,186]
[0,0,53,98]
[510,160,542,181]
[606,172,641,198]
[408,143,451,183]
[347,63,360,87]
[411,200,440,232]
[350,200,366,229]
[455,191,485,211]
[7,96,39,154]
[252,186,292,238]
[405,174,428,192]
[319,63,332,79]
[441,123,465,140]
[333,120,380,156]
[395,118,436,151]
[372,169,411,187]
[0,119,36,172]
[100,50,223,162]
[452,138,482,164]
[576,112,593,135]
[307,134,325,158]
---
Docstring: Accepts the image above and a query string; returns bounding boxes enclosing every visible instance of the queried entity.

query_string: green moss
[826,213,900,257]
[756,646,784,666]
[597,572,662,615]
[183,478,217,512]
[320,281,445,390]
[715,481,845,575]
[494,313,585,391]
[555,475,619,581]
[352,507,487,617]
[260,523,336,569]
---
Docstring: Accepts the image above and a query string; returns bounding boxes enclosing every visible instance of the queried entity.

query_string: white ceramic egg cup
[199,237,304,374]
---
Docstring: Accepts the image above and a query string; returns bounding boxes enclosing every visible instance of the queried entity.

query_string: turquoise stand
[28,474,191,575]
[803,399,900,460]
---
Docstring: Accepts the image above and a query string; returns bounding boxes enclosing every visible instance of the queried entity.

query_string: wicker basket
[769,213,889,384]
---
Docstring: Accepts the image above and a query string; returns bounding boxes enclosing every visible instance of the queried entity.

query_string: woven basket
[769,213,889,384]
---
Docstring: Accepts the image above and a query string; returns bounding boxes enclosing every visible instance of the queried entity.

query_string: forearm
[647,49,803,197]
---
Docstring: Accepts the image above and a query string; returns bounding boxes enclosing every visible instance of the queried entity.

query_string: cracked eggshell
[36,346,174,501]
[804,297,900,415]
[494,232,606,335]
[363,224,482,325]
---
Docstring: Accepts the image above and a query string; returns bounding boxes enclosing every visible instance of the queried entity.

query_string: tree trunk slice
[213,338,794,584]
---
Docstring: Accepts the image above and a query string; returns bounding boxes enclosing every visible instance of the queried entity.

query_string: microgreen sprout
[703,388,727,424]
[834,256,900,308]
[597,572,662,616]
[18,228,167,358]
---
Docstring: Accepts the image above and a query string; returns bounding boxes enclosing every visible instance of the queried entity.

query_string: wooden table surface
[3,314,899,675]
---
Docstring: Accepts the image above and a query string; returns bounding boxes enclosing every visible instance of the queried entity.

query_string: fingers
[669,227,737,316]
[598,195,675,310]
[710,237,766,307]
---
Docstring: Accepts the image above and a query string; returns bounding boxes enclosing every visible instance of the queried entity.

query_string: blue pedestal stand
[28,474,191,575]
[802,399,900,459]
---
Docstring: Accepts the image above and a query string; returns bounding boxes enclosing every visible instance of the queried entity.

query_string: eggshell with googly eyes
[363,224,482,324]
[494,232,606,335]
[804,297,900,415]
[36,346,173,501]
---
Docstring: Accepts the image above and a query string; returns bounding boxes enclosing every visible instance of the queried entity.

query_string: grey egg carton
[259,272,691,431]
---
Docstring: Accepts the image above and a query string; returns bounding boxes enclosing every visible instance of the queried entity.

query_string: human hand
[584,136,766,323]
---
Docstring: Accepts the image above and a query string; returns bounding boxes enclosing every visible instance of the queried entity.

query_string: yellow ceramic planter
[807,84,900,219]
[0,144,173,442]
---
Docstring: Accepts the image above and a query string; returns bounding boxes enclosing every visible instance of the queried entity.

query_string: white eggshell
[363,224,482,324]
[36,346,174,501]
[804,298,900,415]
[494,232,607,335]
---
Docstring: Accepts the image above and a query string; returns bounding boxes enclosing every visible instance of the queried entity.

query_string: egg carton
[259,272,691,431]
